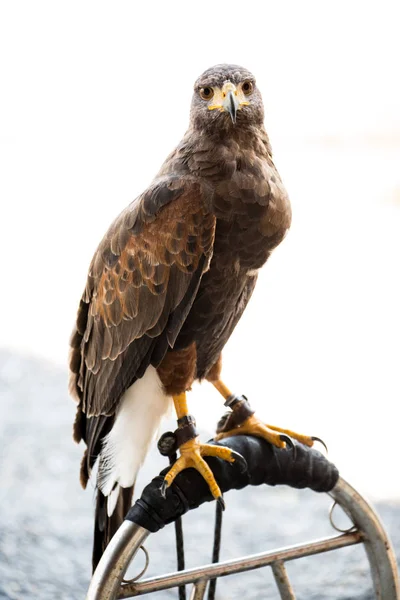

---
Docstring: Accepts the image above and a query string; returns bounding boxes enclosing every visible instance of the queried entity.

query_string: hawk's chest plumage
[192,133,292,271]
[212,168,291,271]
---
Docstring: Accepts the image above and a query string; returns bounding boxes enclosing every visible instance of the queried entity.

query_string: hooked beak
[207,80,249,123]
[222,82,240,124]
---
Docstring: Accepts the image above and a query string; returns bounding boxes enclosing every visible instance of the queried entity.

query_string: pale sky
[1,1,399,499]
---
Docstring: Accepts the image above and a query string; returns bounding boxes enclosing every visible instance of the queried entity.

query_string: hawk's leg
[213,380,323,450]
[160,392,246,506]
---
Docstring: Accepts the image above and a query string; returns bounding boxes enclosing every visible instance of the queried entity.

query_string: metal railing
[87,477,399,599]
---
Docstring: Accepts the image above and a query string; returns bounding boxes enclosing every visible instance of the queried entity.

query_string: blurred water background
[1,1,399,598]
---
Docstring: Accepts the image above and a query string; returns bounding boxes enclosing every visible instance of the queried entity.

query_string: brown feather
[69,64,292,570]
[69,176,216,482]
[92,486,134,572]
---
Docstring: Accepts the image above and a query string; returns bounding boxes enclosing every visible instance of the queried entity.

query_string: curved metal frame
[86,477,399,600]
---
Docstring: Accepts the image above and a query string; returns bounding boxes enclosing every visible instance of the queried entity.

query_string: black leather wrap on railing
[125,435,339,533]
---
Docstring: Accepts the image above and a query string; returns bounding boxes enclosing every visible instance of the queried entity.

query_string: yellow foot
[215,414,326,452]
[160,437,246,508]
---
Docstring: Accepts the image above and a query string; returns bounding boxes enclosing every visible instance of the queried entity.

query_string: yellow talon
[214,415,284,448]
[214,414,316,450]
[162,437,236,501]
[211,381,321,451]
[265,423,314,447]
[163,391,246,506]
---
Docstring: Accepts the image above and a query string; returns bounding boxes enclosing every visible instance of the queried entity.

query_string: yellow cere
[208,81,250,112]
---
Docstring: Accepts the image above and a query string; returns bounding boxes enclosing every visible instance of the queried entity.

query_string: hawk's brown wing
[69,175,215,480]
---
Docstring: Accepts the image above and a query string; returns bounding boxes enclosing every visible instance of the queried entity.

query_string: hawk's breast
[211,156,291,271]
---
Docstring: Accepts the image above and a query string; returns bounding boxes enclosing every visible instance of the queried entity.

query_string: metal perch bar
[87,469,400,600]
[118,530,362,597]
[188,579,207,600]
[271,561,296,600]
[329,479,400,599]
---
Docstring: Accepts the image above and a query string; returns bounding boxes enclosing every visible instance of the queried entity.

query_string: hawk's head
[190,64,264,132]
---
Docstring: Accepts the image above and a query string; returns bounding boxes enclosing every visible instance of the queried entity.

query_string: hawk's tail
[89,366,172,571]
[92,485,134,573]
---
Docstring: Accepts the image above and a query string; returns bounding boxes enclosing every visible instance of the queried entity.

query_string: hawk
[70,64,318,569]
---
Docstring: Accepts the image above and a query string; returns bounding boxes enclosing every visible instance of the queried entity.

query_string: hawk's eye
[242,81,254,95]
[199,87,214,101]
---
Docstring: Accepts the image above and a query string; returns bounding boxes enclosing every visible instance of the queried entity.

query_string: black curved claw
[160,479,168,499]
[230,449,248,474]
[311,436,328,453]
[279,434,297,460]
[217,495,226,511]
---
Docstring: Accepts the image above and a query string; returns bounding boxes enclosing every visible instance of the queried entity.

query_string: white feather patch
[97,366,171,516]
[107,484,121,517]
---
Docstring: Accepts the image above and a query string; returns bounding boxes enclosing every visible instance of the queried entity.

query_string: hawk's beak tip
[226,91,238,124]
